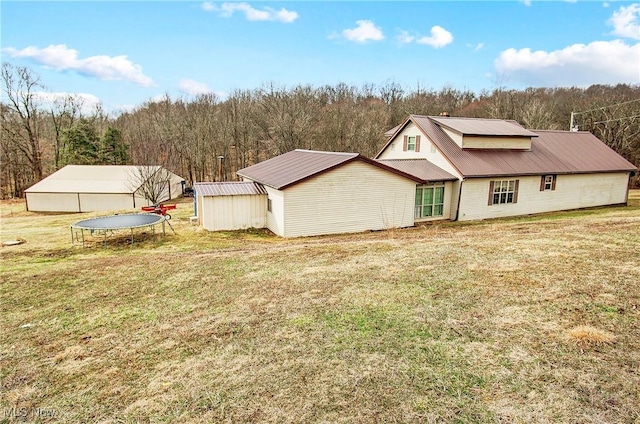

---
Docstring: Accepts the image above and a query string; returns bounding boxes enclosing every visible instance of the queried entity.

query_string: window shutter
[415,135,421,152]
[540,176,546,191]
[488,181,495,205]
[551,175,557,191]
[513,180,520,203]
[403,135,408,151]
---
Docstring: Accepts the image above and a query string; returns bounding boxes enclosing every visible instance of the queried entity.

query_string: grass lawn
[1,192,639,423]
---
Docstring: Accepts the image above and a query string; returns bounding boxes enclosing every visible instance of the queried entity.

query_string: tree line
[2,62,639,198]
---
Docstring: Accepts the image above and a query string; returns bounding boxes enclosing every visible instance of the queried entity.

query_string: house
[376,115,637,221]
[194,115,635,237]
[235,150,427,238]
[194,181,267,231]
[25,165,185,212]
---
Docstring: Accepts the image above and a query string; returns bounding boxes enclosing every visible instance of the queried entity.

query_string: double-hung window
[488,180,519,205]
[403,135,421,152]
[540,175,557,191]
[415,184,444,218]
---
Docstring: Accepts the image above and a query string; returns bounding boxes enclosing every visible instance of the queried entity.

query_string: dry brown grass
[1,192,639,423]
[566,325,616,348]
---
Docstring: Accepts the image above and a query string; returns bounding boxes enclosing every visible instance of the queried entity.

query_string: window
[407,136,416,151]
[415,184,444,218]
[540,175,557,191]
[403,135,421,152]
[488,180,519,205]
[267,198,272,212]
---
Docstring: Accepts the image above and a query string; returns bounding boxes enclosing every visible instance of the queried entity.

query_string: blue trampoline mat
[71,213,166,230]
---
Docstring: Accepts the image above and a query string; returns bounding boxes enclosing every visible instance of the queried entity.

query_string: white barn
[25,165,185,212]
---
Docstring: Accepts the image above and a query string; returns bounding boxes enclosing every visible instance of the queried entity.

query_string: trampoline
[70,213,168,247]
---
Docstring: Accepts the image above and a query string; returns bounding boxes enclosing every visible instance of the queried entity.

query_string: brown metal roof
[194,181,267,197]
[429,116,538,137]
[237,149,423,190]
[376,159,458,182]
[410,116,637,177]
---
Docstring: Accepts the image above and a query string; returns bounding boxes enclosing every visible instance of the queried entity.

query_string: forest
[2,62,639,198]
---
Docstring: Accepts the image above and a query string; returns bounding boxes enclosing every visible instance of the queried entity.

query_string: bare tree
[1,63,45,181]
[127,166,173,205]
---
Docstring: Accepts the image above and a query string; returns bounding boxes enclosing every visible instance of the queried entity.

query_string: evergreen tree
[62,119,100,165]
[101,126,129,164]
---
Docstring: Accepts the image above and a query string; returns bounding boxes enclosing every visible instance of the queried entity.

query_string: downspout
[454,179,464,221]
[77,193,81,212]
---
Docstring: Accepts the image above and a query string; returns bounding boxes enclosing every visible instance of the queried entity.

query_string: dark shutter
[540,176,546,191]
[551,175,557,191]
[488,181,495,205]
[415,135,421,152]
[513,180,520,203]
[403,135,408,151]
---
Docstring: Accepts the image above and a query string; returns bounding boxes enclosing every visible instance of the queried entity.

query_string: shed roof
[377,115,637,178]
[429,116,538,137]
[237,149,423,190]
[376,159,458,182]
[25,165,170,194]
[194,181,267,197]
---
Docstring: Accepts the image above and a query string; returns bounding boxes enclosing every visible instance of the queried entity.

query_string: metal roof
[410,116,637,177]
[194,181,267,197]
[376,159,458,182]
[237,149,423,190]
[429,116,538,137]
[25,165,173,193]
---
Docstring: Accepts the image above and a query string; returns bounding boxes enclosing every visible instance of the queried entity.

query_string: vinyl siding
[378,123,462,178]
[200,194,267,231]
[457,172,631,221]
[281,161,416,238]
[26,193,80,212]
[78,193,135,212]
[265,186,285,237]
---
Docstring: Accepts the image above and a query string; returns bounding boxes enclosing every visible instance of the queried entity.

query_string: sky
[2,1,640,114]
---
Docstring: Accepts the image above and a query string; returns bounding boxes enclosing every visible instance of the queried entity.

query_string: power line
[572,98,640,116]
[590,114,640,125]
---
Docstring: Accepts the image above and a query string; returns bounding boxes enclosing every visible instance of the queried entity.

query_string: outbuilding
[194,182,267,231]
[236,150,425,237]
[25,165,184,212]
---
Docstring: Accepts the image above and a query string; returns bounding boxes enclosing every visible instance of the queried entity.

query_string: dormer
[430,116,538,150]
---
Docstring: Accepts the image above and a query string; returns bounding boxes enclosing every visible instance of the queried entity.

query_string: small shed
[194,182,267,231]
[25,165,185,212]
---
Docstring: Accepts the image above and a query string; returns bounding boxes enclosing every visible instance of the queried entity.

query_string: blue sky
[2,1,639,114]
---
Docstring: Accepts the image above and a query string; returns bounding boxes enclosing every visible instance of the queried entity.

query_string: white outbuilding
[25,165,185,212]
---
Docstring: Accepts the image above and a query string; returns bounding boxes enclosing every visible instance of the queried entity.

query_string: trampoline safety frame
[70,213,168,247]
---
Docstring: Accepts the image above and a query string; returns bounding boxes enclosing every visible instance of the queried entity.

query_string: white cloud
[203,2,298,23]
[608,3,640,40]
[178,78,212,95]
[474,43,485,52]
[343,20,384,43]
[521,0,532,6]
[397,30,415,45]
[33,91,102,114]
[2,44,154,87]
[495,40,640,86]
[415,26,454,48]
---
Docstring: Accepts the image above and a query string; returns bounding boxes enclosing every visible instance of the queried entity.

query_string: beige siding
[26,193,80,212]
[462,135,531,150]
[200,194,267,231]
[281,161,416,238]
[265,186,285,237]
[458,172,631,221]
[78,193,135,212]
[378,123,462,178]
